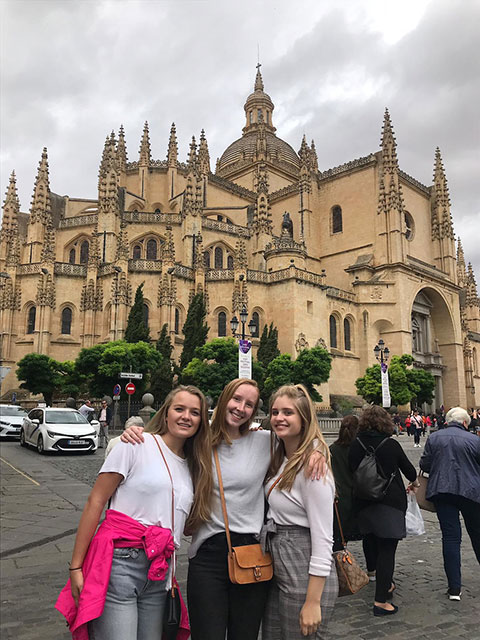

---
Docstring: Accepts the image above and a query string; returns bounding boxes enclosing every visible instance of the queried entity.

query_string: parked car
[20,407,99,454]
[0,405,28,439]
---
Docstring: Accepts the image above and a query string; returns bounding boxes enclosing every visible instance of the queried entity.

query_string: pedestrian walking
[419,406,480,601]
[97,399,112,448]
[263,384,337,639]
[411,410,423,447]
[56,386,213,640]
[105,415,144,459]
[348,405,419,617]
[329,416,362,553]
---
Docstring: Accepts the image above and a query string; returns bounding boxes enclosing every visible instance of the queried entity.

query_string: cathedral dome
[216,66,300,176]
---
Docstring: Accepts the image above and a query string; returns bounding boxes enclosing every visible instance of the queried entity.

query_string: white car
[20,407,99,454]
[0,404,28,439]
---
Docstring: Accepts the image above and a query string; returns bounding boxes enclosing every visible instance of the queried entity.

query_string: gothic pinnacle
[198,129,210,174]
[139,121,151,165]
[380,108,399,174]
[187,136,198,170]
[167,123,178,167]
[254,63,264,91]
[2,171,20,223]
[117,125,128,171]
[30,147,51,224]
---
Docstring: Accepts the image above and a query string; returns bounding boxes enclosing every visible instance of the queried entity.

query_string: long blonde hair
[145,385,213,532]
[266,384,331,492]
[210,378,260,446]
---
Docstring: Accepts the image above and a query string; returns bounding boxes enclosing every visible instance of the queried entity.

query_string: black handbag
[152,435,182,640]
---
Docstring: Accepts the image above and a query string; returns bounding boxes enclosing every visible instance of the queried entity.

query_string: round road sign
[113,384,121,396]
[126,382,136,395]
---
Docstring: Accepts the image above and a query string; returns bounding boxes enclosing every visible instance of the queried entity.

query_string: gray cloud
[1,0,479,275]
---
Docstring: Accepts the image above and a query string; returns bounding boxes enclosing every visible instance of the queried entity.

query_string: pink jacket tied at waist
[55,509,190,640]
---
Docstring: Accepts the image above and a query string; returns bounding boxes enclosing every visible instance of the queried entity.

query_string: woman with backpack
[348,405,418,617]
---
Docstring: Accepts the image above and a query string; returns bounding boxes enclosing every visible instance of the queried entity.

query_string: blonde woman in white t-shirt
[263,384,337,639]
[57,385,213,640]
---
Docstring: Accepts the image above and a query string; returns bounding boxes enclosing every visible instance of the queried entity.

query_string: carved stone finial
[139,121,151,166]
[432,147,454,240]
[2,170,20,231]
[117,125,128,173]
[30,148,52,225]
[198,129,210,175]
[187,136,198,172]
[254,63,264,91]
[167,122,178,167]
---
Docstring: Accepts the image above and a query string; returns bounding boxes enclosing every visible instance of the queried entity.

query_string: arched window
[214,246,223,269]
[251,312,259,337]
[79,240,89,264]
[329,315,337,349]
[344,318,351,351]
[249,111,253,124]
[61,307,72,334]
[404,211,414,241]
[68,248,76,264]
[266,111,270,124]
[257,108,262,121]
[155,208,161,214]
[143,304,149,328]
[133,245,141,260]
[204,251,211,269]
[218,311,227,337]
[227,255,234,270]
[331,206,343,234]
[27,306,36,334]
[146,238,157,260]
[174,308,180,335]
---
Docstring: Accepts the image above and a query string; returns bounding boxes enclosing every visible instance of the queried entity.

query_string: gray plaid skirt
[262,525,338,640]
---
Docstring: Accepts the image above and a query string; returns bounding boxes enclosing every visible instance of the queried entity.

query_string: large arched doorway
[410,287,461,411]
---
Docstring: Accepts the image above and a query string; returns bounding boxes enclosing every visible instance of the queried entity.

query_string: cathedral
[1,67,479,410]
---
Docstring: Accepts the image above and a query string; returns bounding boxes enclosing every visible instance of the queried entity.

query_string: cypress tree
[125,283,150,343]
[180,293,209,369]
[257,322,280,367]
[150,323,174,402]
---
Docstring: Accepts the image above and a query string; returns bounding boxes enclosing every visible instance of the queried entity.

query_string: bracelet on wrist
[69,566,82,571]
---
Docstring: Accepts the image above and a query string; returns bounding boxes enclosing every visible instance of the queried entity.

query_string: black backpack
[352,437,396,501]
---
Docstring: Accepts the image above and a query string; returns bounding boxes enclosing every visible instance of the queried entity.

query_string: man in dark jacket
[419,407,480,601]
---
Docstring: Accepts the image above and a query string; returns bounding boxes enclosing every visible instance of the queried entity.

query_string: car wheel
[20,429,27,447]
[37,435,45,455]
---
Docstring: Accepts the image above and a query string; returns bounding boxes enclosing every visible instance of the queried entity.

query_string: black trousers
[362,534,399,603]
[187,532,270,640]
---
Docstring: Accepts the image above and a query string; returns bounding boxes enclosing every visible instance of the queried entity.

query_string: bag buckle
[254,566,262,580]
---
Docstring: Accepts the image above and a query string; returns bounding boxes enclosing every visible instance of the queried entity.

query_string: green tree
[355,354,435,407]
[149,324,174,403]
[180,293,209,369]
[125,283,150,343]
[57,360,89,398]
[74,340,161,398]
[263,353,294,403]
[16,353,63,405]
[181,337,264,403]
[293,346,332,402]
[257,323,280,367]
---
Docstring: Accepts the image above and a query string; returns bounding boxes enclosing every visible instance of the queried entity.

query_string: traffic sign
[113,384,121,396]
[126,382,136,395]
[120,372,143,380]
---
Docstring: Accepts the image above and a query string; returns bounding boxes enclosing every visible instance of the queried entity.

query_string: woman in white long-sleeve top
[263,384,337,639]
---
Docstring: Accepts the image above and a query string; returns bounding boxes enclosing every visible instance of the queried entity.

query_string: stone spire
[310,139,318,171]
[187,136,198,172]
[167,123,178,167]
[432,147,454,240]
[1,171,20,231]
[243,64,275,134]
[30,148,52,225]
[466,263,479,307]
[298,135,311,168]
[253,163,272,234]
[139,121,151,166]
[117,125,128,173]
[457,237,467,288]
[254,64,264,91]
[380,108,399,175]
[198,129,211,175]
[98,134,119,217]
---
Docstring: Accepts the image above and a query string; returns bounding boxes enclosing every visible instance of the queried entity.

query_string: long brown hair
[145,385,213,532]
[210,378,260,446]
[358,405,394,435]
[266,384,331,492]
[334,415,359,446]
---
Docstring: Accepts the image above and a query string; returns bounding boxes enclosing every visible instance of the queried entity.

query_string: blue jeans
[89,547,168,640]
[433,494,480,591]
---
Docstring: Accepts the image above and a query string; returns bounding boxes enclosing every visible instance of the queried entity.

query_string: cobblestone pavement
[1,433,479,639]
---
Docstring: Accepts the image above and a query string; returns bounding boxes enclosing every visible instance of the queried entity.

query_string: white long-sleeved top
[265,459,335,576]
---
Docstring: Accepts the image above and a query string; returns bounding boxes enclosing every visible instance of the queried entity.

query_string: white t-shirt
[188,429,271,558]
[265,460,335,576]
[100,434,193,547]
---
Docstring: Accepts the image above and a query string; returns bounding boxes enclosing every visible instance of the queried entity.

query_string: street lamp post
[374,339,391,408]
[113,267,122,341]
[230,305,257,378]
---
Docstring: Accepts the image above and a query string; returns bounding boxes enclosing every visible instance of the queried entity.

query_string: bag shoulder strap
[213,448,233,555]
[151,434,176,590]
[266,475,282,500]
[334,499,347,549]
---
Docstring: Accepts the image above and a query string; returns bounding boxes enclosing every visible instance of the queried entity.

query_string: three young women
[263,384,337,639]
[56,386,213,640]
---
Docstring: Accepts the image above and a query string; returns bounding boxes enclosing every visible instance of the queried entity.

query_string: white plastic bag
[405,493,425,536]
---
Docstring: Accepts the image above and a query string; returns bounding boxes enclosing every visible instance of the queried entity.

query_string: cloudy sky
[1,0,479,276]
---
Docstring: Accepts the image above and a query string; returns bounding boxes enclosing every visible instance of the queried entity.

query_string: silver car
[0,404,28,439]
[20,407,99,454]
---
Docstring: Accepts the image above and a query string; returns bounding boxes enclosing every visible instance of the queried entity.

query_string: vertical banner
[238,339,252,379]
[381,362,391,408]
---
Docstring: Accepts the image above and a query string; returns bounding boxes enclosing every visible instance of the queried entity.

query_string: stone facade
[1,67,479,409]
